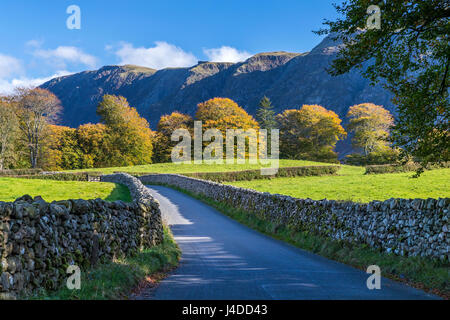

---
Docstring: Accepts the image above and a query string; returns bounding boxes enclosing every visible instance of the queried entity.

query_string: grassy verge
[31,226,180,300]
[158,184,449,298]
[0,177,131,202]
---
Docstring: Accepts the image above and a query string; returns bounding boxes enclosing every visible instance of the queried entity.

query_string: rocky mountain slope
[41,35,394,154]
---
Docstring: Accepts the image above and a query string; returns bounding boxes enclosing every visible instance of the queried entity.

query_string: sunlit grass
[0,177,131,202]
[228,166,450,203]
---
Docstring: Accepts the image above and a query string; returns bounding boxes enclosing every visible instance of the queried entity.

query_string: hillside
[41,35,394,155]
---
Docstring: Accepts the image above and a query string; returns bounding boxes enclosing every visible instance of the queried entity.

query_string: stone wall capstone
[0,173,163,299]
[139,174,449,261]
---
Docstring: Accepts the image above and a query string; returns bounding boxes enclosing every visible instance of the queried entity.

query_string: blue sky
[0,0,341,93]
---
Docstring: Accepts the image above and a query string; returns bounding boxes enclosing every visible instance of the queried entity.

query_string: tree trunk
[30,146,37,169]
[0,135,8,170]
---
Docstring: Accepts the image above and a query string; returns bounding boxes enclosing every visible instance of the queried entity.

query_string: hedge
[10,172,103,181]
[365,162,450,175]
[0,168,43,176]
[142,166,340,182]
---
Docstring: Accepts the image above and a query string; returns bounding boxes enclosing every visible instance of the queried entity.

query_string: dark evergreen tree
[256,96,277,130]
[256,96,277,156]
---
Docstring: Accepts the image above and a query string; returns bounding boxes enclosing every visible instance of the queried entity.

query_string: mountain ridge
[40,36,394,148]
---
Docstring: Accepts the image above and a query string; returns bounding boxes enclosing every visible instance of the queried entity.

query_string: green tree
[256,96,277,153]
[316,0,449,170]
[97,95,153,167]
[347,103,394,155]
[276,105,346,162]
[256,96,277,130]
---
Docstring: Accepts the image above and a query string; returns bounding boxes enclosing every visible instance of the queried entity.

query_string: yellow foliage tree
[97,95,153,167]
[196,98,259,133]
[196,98,259,160]
[347,103,394,155]
[42,125,82,170]
[276,105,346,161]
[76,123,109,168]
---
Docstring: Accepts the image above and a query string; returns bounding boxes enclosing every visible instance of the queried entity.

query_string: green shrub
[13,172,103,181]
[345,149,399,166]
[365,162,450,174]
[181,166,340,182]
[0,168,43,176]
[297,149,341,164]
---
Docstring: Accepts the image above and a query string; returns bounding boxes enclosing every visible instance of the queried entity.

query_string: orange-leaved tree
[196,98,259,132]
[196,98,259,160]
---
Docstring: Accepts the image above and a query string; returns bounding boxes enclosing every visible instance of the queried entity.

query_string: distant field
[68,159,334,174]
[0,178,131,203]
[228,166,450,203]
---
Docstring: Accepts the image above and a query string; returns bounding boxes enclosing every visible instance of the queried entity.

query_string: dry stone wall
[0,173,163,299]
[140,174,449,261]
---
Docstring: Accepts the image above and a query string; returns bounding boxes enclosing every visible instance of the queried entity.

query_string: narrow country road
[142,185,439,300]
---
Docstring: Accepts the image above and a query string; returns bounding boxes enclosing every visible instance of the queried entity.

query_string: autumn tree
[14,88,62,168]
[153,112,193,163]
[0,97,19,170]
[347,103,394,155]
[76,123,109,168]
[276,105,346,162]
[316,0,449,169]
[196,98,259,160]
[196,98,259,132]
[97,95,153,166]
[42,125,84,170]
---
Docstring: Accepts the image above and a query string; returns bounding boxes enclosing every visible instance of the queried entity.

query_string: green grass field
[6,159,448,203]
[68,159,333,174]
[228,166,450,203]
[0,178,131,202]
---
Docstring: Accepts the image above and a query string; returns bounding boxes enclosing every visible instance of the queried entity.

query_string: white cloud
[0,71,72,95]
[114,41,198,69]
[203,46,252,63]
[34,46,98,69]
[25,39,44,48]
[0,54,23,78]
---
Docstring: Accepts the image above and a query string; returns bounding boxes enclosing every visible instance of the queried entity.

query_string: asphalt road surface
[144,185,439,300]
